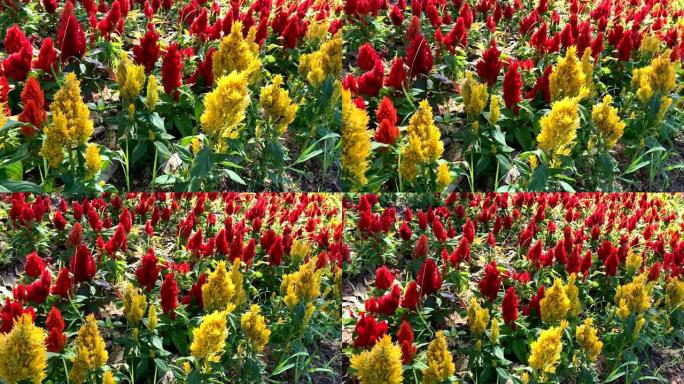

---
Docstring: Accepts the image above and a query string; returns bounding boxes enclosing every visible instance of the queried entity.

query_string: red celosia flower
[98,0,121,39]
[415,234,429,258]
[617,30,633,61]
[161,43,183,100]
[188,47,215,87]
[530,23,548,51]
[71,244,96,284]
[401,280,419,309]
[502,286,519,326]
[604,247,619,276]
[648,261,662,282]
[397,320,416,363]
[451,236,470,265]
[2,40,32,81]
[353,314,388,349]
[181,273,207,308]
[46,327,67,353]
[375,265,394,290]
[268,235,284,266]
[18,78,47,136]
[133,24,161,73]
[51,267,72,298]
[190,7,209,39]
[42,0,58,13]
[136,248,160,291]
[357,57,385,97]
[27,269,51,304]
[67,222,83,247]
[399,221,412,241]
[503,61,522,115]
[24,252,45,278]
[34,38,58,75]
[186,229,203,254]
[479,261,502,302]
[4,25,28,54]
[444,17,467,52]
[417,258,442,295]
[526,65,552,103]
[389,5,404,26]
[463,219,475,244]
[57,1,87,60]
[522,285,545,317]
[476,39,503,86]
[46,306,65,331]
[357,43,379,71]
[580,250,593,276]
[406,34,433,77]
[385,57,407,88]
[161,272,179,318]
[377,284,401,315]
[281,16,299,49]
[374,97,399,145]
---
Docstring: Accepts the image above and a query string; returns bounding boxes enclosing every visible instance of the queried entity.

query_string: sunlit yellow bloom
[200,71,250,143]
[350,335,403,384]
[229,258,246,307]
[537,96,580,166]
[147,304,158,331]
[650,50,677,94]
[540,278,570,323]
[614,274,651,321]
[51,72,94,146]
[640,35,661,56]
[0,104,7,128]
[580,48,595,97]
[306,20,329,42]
[490,318,500,343]
[70,314,108,384]
[0,314,46,384]
[190,310,228,365]
[665,277,684,310]
[42,112,68,167]
[625,251,642,274]
[116,52,146,100]
[299,32,342,86]
[241,304,271,352]
[632,66,654,103]
[289,238,310,264]
[521,372,530,384]
[400,100,444,181]
[281,258,323,309]
[566,274,580,318]
[488,94,500,126]
[342,88,371,187]
[123,283,147,325]
[467,298,490,338]
[575,318,602,362]
[202,261,236,312]
[436,163,452,190]
[550,46,586,101]
[212,21,260,81]
[84,143,102,179]
[528,320,567,375]
[656,96,673,123]
[146,75,159,111]
[260,75,298,135]
[102,370,116,384]
[423,331,454,383]
[462,71,489,118]
[592,95,625,148]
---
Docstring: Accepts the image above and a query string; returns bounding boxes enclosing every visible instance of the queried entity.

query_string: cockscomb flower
[436,163,452,190]
[591,95,625,149]
[298,31,342,86]
[406,34,434,76]
[160,272,179,318]
[536,95,581,166]
[528,321,567,376]
[575,317,602,362]
[161,43,183,98]
[123,283,147,325]
[488,94,500,126]
[70,244,96,284]
[417,258,442,295]
[69,314,108,384]
[479,261,502,302]
[18,77,47,137]
[342,89,371,188]
[280,258,323,309]
[350,335,403,384]
[632,50,677,104]
[423,331,455,384]
[397,320,416,363]
[665,277,684,310]
[200,71,250,144]
[502,286,519,326]
[24,251,46,278]
[202,261,236,312]
[353,314,388,349]
[259,75,298,135]
[375,265,394,290]
[240,304,271,352]
[540,278,570,323]
[133,24,161,73]
[462,71,489,119]
[399,100,444,181]
[0,314,47,384]
[614,273,651,321]
[374,97,399,145]
[146,75,159,111]
[213,21,260,81]
[566,273,580,317]
[135,248,160,291]
[57,1,87,60]
[467,298,490,338]
[34,38,58,74]
[84,144,102,179]
[476,39,503,86]
[549,46,586,101]
[503,61,523,114]
[190,309,229,365]
[116,53,146,100]
[51,73,94,147]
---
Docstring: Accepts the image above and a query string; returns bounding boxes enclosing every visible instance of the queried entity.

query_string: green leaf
[0,180,42,193]
[190,148,213,178]
[528,164,549,191]
[225,169,246,185]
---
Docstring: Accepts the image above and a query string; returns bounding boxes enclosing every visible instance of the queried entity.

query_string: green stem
[125,136,131,191]
[151,144,158,190]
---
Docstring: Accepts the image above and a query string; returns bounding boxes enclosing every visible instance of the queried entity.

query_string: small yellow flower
[467,298,490,338]
[575,318,602,362]
[42,112,68,167]
[147,305,158,331]
[490,318,500,343]
[70,314,109,384]
[540,278,570,323]
[190,310,229,365]
[614,274,651,321]
[241,304,271,352]
[462,71,489,118]
[436,163,452,191]
[566,274,580,318]
[299,31,341,86]
[200,71,250,144]
[202,261,236,312]
[146,75,159,111]
[665,277,684,310]
[85,143,103,179]
[260,75,298,135]
[116,52,146,100]
[423,331,455,383]
[528,321,567,375]
[123,283,147,325]
[537,96,580,166]
[488,94,500,126]
[0,314,47,384]
[592,95,626,148]
[342,88,371,188]
[399,100,444,181]
[350,335,403,384]
[102,370,117,384]
[625,251,642,274]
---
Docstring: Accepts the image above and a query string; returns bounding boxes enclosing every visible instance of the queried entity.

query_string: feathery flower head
[123,283,147,325]
[528,321,567,375]
[202,261,236,312]
[116,52,146,100]
[399,100,444,181]
[212,21,260,82]
[342,89,371,188]
[281,258,323,310]
[540,278,570,323]
[146,75,159,111]
[51,73,94,147]
[566,273,580,317]
[575,317,602,361]
[536,96,581,166]
[200,71,250,144]
[488,94,500,126]
[665,277,684,310]
[436,163,452,191]
[349,335,403,384]
[0,314,47,384]
[467,298,490,338]
[592,95,625,148]
[423,331,455,384]
[615,274,651,321]
[260,75,298,135]
[69,314,108,384]
[580,48,595,97]
[85,144,102,179]
[41,112,67,167]
[190,310,229,365]
[240,304,270,352]
[549,46,586,101]
[299,31,342,86]
[462,71,489,118]
[147,304,158,331]
[490,318,500,343]
[229,258,246,307]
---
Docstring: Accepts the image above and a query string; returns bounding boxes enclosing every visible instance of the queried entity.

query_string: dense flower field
[0,0,341,193]
[343,193,684,383]
[342,0,684,192]
[0,192,343,383]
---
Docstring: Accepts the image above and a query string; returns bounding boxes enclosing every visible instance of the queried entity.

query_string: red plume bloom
[67,222,83,247]
[417,258,442,295]
[353,314,388,348]
[617,30,633,62]
[46,306,65,331]
[397,320,416,363]
[357,57,385,97]
[46,327,67,352]
[24,252,46,278]
[444,17,467,52]
[181,273,207,308]
[18,78,47,137]
[377,285,401,315]
[133,24,161,73]
[375,265,394,290]
[161,43,183,100]
[415,234,429,258]
[70,244,96,284]
[502,286,519,326]
[42,0,58,12]
[523,285,545,317]
[34,38,58,75]
[603,247,619,276]
[406,34,433,77]
[98,0,121,39]
[451,236,470,265]
[385,57,407,88]
[357,43,379,71]
[374,97,399,145]
[161,272,179,318]
[389,5,404,26]
[401,280,419,309]
[503,61,522,115]
[479,261,502,302]
[51,267,72,298]
[463,218,475,243]
[399,221,413,241]
[268,235,284,266]
[27,269,51,304]
[281,16,300,49]
[136,248,160,291]
[476,40,503,86]
[57,1,87,60]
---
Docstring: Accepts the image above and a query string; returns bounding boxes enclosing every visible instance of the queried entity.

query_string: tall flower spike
[536,96,581,166]
[212,21,261,82]
[399,100,444,181]
[349,335,403,384]
[342,89,371,188]
[423,331,455,383]
[549,46,586,101]
[69,314,108,384]
[259,75,298,135]
[200,71,250,145]
[190,310,229,366]
[116,52,146,100]
[592,95,625,148]
[0,314,47,384]
[51,73,94,147]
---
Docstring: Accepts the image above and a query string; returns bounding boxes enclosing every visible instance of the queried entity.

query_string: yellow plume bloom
[102,370,116,384]
[640,34,661,56]
[665,277,684,310]
[436,163,452,191]
[42,111,68,167]
[467,298,490,338]
[116,52,146,100]
[399,100,444,181]
[0,314,47,384]
[190,310,229,365]
[575,318,602,362]
[146,75,159,111]
[580,48,595,97]
[51,72,94,146]
[70,314,108,384]
[350,335,403,384]
[632,51,677,103]
[490,318,500,343]
[536,96,580,166]
[212,21,260,81]
[592,95,625,148]
[540,278,570,323]
[85,143,103,179]
[342,88,371,187]
[241,304,271,352]
[566,273,580,318]
[202,261,236,312]
[123,283,147,325]
[147,304,158,331]
[260,75,298,135]
[423,331,455,384]
[625,251,642,274]
[614,274,651,321]
[488,94,500,126]
[549,46,586,101]
[299,31,342,86]
[462,71,489,118]
[229,258,246,307]
[200,71,250,143]
[0,104,7,128]
[528,321,567,375]
[281,258,323,310]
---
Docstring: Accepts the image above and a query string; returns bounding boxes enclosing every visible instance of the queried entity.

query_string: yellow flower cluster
[528,320,567,375]
[123,283,147,325]
[202,261,236,312]
[615,273,651,321]
[229,258,246,307]
[116,52,146,100]
[212,21,261,81]
[580,48,595,97]
[423,331,455,384]
[462,71,489,118]
[289,238,310,264]
[540,278,570,323]
[488,94,500,126]
[665,277,684,310]
[575,318,603,362]
[436,163,452,190]
[146,75,159,111]
[281,258,323,310]
[467,298,490,338]
[625,251,643,274]
[490,318,500,343]
[102,371,116,384]
[536,96,580,166]
[566,274,580,317]
[549,46,586,101]
[50,72,94,147]
[342,88,371,187]
[0,104,7,128]
[147,305,158,331]
[85,143,103,179]
[632,50,677,103]
[259,75,299,135]
[200,71,250,143]
[0,314,47,384]
[350,335,403,384]
[399,100,444,181]
[240,304,271,352]
[42,112,69,167]
[299,31,342,86]
[592,95,626,149]
[190,310,229,365]
[70,314,109,384]
[640,35,661,56]
[306,19,330,42]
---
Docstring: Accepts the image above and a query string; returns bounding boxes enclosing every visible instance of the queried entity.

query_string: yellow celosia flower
[665,277,684,310]
[423,331,455,384]
[536,96,580,166]
[202,261,236,312]
[306,19,329,42]
[400,100,444,181]
[640,35,661,56]
[580,48,594,97]
[592,95,625,148]
[436,163,452,190]
[575,318,602,362]
[528,321,567,375]
[102,370,116,384]
[462,71,488,118]
[467,298,490,338]
[281,258,323,310]
[0,314,47,384]
[200,71,250,143]
[656,96,673,123]
[299,31,342,86]
[632,66,654,103]
[566,274,580,318]
[146,75,159,111]
[260,75,298,134]
[147,304,158,331]
[123,283,147,325]
[229,258,246,307]
[70,314,109,384]
[625,251,642,274]
[614,274,651,321]
[0,104,7,128]
[212,21,260,81]
[241,304,271,352]
[51,72,94,146]
[632,51,677,103]
[488,94,500,126]
[85,143,102,179]
[116,52,146,100]
[540,278,570,323]
[190,310,229,365]
[490,318,500,343]
[289,238,310,264]
[549,46,586,101]
[342,88,371,187]
[350,335,403,384]
[42,111,68,167]
[521,372,530,384]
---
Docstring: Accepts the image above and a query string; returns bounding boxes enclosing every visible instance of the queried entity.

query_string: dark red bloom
[503,61,522,115]
[502,286,519,326]
[67,222,83,247]
[399,221,412,241]
[186,229,203,254]
[444,17,467,52]
[523,285,545,317]
[406,34,433,77]
[24,252,45,278]
[51,267,72,298]
[281,16,299,49]
[34,38,58,75]
[617,30,633,62]
[133,24,161,73]
[98,0,121,39]
[401,280,419,309]
[463,218,475,244]
[42,0,58,13]
[136,248,161,291]
[57,1,87,60]
[27,269,51,304]
[385,56,407,88]
[375,265,394,290]
[46,306,65,331]
[479,261,502,302]
[268,235,284,266]
[374,97,399,145]
[161,43,183,99]
[389,5,404,26]
[476,40,503,86]
[70,244,96,284]
[353,314,388,348]
[181,273,207,308]
[417,258,442,295]
[358,43,379,71]
[604,247,619,276]
[451,236,470,265]
[648,261,662,282]
[357,57,385,97]
[46,327,67,352]
[415,234,429,258]
[18,78,47,136]
[160,272,179,318]
[397,320,416,363]
[377,284,401,315]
